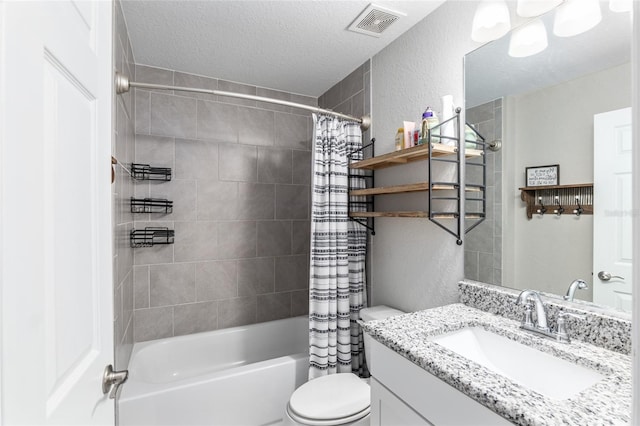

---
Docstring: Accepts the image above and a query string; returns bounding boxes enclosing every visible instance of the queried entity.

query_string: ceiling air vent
[348,4,405,38]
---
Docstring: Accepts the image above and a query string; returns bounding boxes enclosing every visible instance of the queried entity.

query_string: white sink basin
[429,327,604,400]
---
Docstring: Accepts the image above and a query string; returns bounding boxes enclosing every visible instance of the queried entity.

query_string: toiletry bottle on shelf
[440,95,455,146]
[427,108,440,143]
[403,121,415,149]
[421,107,440,143]
[420,110,429,144]
[465,124,478,149]
[395,128,404,151]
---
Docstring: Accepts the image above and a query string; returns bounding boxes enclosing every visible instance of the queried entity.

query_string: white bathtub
[119,316,309,426]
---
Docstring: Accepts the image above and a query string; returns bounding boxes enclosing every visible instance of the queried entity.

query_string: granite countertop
[362,303,631,426]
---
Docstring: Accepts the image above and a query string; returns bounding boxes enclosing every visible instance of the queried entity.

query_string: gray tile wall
[318,60,372,146]
[113,0,135,371]
[318,60,372,305]
[465,99,502,285]
[132,65,315,342]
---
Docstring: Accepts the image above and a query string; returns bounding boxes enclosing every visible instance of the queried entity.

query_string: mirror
[464,4,632,313]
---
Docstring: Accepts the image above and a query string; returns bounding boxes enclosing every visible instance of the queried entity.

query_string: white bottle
[440,95,455,146]
[395,128,404,151]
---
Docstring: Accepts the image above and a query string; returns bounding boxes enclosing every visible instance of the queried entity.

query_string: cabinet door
[368,338,512,425]
[370,378,433,426]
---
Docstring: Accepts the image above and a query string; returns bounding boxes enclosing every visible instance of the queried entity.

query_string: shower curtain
[308,114,368,380]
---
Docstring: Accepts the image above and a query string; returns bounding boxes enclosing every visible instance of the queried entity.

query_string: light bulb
[609,0,632,12]
[553,0,602,37]
[509,19,548,57]
[471,0,512,43]
[516,0,563,18]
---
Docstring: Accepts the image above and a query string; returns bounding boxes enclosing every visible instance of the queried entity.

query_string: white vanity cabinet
[370,377,432,425]
[368,338,512,426]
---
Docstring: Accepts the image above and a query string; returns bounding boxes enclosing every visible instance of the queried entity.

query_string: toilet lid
[288,373,370,423]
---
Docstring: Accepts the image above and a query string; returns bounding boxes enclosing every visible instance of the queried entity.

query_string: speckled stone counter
[459,279,632,355]
[362,303,631,425]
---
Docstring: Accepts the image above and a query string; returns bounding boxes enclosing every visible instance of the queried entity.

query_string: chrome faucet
[564,279,588,302]
[516,289,549,331]
[516,289,585,343]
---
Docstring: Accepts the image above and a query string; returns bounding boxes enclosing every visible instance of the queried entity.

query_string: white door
[0,1,114,425]
[593,107,632,312]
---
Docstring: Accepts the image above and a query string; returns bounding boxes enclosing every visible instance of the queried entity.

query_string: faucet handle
[558,311,586,321]
[521,302,535,328]
[516,290,534,327]
[556,311,586,343]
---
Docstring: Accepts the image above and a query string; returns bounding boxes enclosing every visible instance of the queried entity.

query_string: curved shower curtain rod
[115,72,371,131]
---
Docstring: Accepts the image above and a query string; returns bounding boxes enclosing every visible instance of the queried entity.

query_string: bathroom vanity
[363,302,631,425]
[367,333,510,425]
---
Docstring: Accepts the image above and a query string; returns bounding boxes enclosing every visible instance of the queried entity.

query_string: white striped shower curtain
[308,114,367,380]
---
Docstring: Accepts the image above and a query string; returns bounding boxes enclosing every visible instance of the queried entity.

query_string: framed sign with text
[525,164,559,187]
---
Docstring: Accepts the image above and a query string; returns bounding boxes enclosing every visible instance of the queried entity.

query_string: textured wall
[318,60,372,145]
[369,1,479,312]
[465,99,503,286]
[113,0,136,371]
[131,65,315,342]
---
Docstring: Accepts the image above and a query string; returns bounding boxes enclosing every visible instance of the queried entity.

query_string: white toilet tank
[359,305,404,369]
[360,306,404,322]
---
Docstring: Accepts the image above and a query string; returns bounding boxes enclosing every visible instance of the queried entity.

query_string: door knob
[597,271,625,281]
[102,364,128,399]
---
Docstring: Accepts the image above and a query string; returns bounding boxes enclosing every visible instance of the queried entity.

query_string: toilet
[285,305,404,426]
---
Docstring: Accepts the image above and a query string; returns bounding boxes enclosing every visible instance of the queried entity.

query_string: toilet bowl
[285,305,404,426]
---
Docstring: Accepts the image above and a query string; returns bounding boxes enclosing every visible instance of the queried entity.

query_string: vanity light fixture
[609,0,632,13]
[471,0,511,43]
[516,0,563,18]
[553,0,602,37]
[508,18,548,57]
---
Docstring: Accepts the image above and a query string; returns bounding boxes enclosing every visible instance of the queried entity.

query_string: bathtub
[119,316,309,426]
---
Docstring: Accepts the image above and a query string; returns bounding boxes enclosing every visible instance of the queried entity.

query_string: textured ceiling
[121,0,445,97]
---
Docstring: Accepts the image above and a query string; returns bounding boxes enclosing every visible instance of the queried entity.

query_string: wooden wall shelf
[519,183,593,191]
[349,143,482,171]
[350,182,485,197]
[347,114,487,245]
[519,183,593,219]
[351,182,430,196]
[350,211,429,218]
[349,212,484,219]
